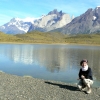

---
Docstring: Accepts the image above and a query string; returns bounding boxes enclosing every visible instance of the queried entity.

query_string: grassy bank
[65,34,100,45]
[0,31,100,45]
[0,32,22,42]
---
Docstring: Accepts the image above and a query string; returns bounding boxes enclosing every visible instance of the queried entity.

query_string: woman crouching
[77,59,93,94]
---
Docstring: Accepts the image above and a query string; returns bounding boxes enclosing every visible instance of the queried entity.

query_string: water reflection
[0,44,100,85]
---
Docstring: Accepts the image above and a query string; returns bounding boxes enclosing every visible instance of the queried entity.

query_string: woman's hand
[81,75,85,79]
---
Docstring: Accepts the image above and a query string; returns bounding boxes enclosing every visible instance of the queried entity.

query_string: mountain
[0,18,36,34]
[0,9,73,34]
[54,6,100,34]
[28,9,73,32]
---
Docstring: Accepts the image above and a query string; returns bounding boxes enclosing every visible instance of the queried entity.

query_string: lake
[0,44,100,87]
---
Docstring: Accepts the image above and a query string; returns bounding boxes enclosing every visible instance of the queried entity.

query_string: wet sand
[0,42,100,47]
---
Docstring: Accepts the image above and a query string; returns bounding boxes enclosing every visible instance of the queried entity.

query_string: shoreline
[0,71,100,100]
[0,42,100,47]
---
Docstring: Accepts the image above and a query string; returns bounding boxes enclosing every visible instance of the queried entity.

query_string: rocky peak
[96,6,100,9]
[48,9,58,15]
[94,6,100,18]
[48,9,64,16]
[10,18,21,22]
[55,6,100,34]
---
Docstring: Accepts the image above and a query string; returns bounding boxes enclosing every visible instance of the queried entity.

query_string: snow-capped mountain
[0,17,39,34]
[54,6,100,34]
[0,9,73,34]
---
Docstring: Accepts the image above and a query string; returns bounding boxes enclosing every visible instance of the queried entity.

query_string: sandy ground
[0,72,100,100]
[0,42,100,47]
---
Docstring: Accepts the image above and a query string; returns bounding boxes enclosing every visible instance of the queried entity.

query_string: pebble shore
[0,71,100,100]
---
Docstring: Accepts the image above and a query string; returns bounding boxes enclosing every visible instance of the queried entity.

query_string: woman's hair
[80,59,88,66]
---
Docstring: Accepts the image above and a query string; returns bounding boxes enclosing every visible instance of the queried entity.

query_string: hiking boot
[81,87,87,91]
[86,88,91,94]
[77,85,82,90]
[86,84,91,94]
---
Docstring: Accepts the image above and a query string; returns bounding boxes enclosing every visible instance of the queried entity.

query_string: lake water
[0,44,100,87]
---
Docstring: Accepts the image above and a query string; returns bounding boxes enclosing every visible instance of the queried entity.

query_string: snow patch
[22,17,35,24]
[97,6,100,8]
[96,6,100,9]
[17,26,29,33]
[1,26,5,29]
[93,16,97,20]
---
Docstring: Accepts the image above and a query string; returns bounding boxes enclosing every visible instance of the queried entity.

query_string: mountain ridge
[53,6,100,34]
[1,7,100,35]
[0,9,73,34]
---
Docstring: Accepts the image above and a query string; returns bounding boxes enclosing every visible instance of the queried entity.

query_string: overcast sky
[0,0,100,25]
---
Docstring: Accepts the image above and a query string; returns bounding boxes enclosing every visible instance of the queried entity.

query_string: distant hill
[15,31,66,43]
[14,31,100,45]
[0,31,22,42]
[0,31,100,45]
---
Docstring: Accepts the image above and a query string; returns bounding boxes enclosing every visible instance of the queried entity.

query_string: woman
[77,59,93,94]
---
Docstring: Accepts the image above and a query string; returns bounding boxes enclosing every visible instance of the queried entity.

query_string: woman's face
[82,62,87,67]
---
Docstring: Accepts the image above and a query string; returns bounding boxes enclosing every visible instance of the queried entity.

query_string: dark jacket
[79,67,93,80]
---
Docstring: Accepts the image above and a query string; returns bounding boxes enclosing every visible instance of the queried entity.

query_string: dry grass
[0,32,22,42]
[64,34,100,44]
[0,31,100,45]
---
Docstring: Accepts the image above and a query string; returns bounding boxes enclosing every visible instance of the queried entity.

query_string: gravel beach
[0,71,100,100]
